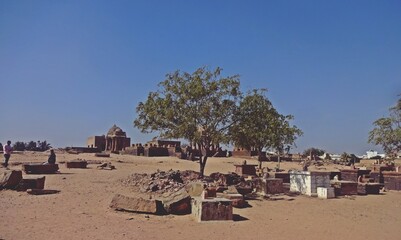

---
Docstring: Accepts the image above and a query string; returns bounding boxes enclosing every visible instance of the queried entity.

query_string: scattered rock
[110,194,162,214]
[0,170,22,189]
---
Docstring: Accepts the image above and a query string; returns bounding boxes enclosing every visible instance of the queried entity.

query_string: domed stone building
[87,124,131,153]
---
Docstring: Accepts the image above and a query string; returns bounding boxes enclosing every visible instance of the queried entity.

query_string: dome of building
[107,124,126,137]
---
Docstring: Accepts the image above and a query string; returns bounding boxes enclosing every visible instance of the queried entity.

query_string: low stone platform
[66,160,88,169]
[382,171,401,190]
[332,181,358,196]
[259,178,283,195]
[22,164,59,174]
[191,197,232,222]
[357,183,381,195]
[234,164,257,176]
[17,177,45,191]
[317,187,335,199]
[216,192,246,208]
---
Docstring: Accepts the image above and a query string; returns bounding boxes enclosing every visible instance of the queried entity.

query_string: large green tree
[368,96,401,159]
[134,67,241,177]
[230,89,302,168]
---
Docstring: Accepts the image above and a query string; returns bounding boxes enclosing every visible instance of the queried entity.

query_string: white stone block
[317,187,335,199]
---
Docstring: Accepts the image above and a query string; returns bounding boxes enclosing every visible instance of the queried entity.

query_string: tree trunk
[257,149,263,169]
[199,156,208,178]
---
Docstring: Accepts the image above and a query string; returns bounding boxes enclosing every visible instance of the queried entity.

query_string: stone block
[66,161,87,168]
[22,164,59,174]
[273,172,290,183]
[290,171,331,196]
[185,182,205,197]
[263,178,283,194]
[191,197,232,222]
[382,172,401,190]
[216,192,246,208]
[17,177,46,191]
[317,187,335,199]
[332,181,358,196]
[110,194,161,214]
[0,170,22,189]
[357,183,381,195]
[159,188,191,215]
[234,164,257,176]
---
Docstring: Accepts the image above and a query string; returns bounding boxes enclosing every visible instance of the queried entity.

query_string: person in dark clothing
[48,149,56,164]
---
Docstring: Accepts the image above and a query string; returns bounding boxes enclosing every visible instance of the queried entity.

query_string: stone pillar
[105,137,108,151]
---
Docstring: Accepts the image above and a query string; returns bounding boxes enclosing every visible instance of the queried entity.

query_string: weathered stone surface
[332,181,358,196]
[192,197,233,222]
[159,188,191,215]
[17,177,46,191]
[317,187,335,199]
[234,164,257,176]
[290,171,331,196]
[110,194,161,214]
[263,178,283,195]
[357,183,381,195]
[217,192,246,208]
[66,160,87,168]
[382,171,401,190]
[22,164,59,174]
[0,170,22,189]
[185,182,205,197]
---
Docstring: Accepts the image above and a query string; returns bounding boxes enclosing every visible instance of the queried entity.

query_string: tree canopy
[368,95,401,159]
[134,67,241,176]
[230,89,302,165]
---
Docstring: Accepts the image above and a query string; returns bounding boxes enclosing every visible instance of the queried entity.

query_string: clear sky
[1,0,400,154]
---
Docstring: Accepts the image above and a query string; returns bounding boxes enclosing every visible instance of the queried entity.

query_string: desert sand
[1,151,401,240]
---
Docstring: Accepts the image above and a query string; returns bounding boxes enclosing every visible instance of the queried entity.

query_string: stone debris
[159,188,191,214]
[97,162,115,170]
[0,170,23,189]
[110,194,162,214]
[66,160,88,168]
[122,169,203,194]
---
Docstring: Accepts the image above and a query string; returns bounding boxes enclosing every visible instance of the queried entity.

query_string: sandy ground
[1,151,401,240]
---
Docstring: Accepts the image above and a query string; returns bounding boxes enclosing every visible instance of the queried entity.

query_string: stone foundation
[289,171,331,196]
[191,197,232,222]
[317,187,335,199]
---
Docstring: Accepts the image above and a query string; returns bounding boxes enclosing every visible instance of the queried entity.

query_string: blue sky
[1,0,400,154]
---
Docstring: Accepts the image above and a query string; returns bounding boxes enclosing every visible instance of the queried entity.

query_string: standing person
[3,140,12,168]
[48,149,56,164]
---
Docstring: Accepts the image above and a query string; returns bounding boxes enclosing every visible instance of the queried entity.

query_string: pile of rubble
[121,169,203,193]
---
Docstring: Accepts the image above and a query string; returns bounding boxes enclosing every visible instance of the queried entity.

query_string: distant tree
[25,141,37,151]
[368,95,401,159]
[134,66,241,177]
[303,148,325,158]
[13,141,26,151]
[37,140,51,151]
[0,143,3,151]
[231,89,303,169]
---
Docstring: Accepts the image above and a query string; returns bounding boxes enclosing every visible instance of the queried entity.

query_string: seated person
[47,149,56,164]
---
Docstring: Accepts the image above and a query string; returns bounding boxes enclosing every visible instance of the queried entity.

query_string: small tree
[134,67,241,177]
[368,95,401,159]
[230,89,302,169]
[302,147,325,159]
[13,141,26,151]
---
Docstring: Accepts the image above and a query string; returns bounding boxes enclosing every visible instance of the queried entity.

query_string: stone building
[87,125,131,153]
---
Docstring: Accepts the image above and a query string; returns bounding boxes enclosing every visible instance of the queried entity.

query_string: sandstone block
[159,188,191,215]
[110,194,161,214]
[0,170,22,189]
[185,182,205,197]
[191,197,232,222]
